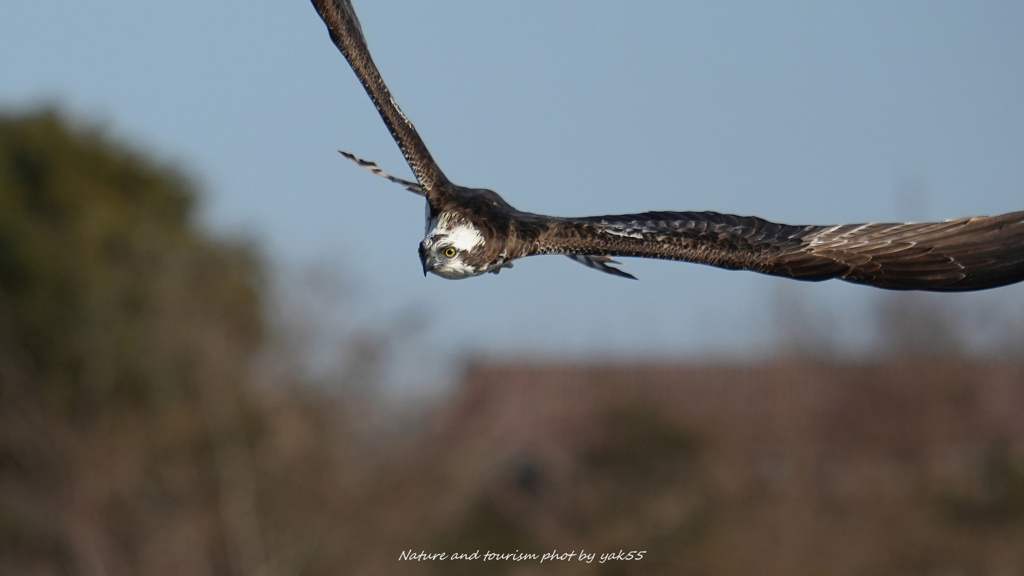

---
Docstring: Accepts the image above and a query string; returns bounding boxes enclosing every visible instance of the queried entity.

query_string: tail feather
[338,150,423,196]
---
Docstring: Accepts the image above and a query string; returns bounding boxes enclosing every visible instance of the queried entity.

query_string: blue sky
[4,1,1023,379]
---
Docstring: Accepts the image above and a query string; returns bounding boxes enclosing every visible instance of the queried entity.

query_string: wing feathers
[310,0,451,206]
[566,255,637,280]
[338,150,424,196]
[535,211,1024,291]
[312,1,1023,292]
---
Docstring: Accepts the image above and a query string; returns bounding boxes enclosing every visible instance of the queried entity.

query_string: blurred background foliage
[1,108,1023,576]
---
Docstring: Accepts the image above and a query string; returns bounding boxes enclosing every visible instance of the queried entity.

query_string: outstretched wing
[310,0,452,208]
[534,210,1024,291]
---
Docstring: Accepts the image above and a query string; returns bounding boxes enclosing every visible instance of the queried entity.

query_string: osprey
[310,0,1024,291]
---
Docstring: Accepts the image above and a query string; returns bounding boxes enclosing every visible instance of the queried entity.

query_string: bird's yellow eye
[444,247,457,258]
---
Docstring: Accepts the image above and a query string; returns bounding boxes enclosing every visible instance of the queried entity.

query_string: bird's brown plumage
[310,0,451,209]
[313,0,1024,291]
[528,211,1024,291]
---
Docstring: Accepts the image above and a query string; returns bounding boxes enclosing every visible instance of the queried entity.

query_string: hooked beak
[418,245,432,276]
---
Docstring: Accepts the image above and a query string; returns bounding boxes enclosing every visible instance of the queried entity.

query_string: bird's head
[419,214,486,279]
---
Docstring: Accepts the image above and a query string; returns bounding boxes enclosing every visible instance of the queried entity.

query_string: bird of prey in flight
[309,0,1024,291]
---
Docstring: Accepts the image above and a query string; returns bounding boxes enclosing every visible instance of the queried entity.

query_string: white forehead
[438,222,485,251]
[426,213,484,251]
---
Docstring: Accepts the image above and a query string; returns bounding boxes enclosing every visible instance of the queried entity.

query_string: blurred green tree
[0,108,262,415]
[0,108,268,576]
